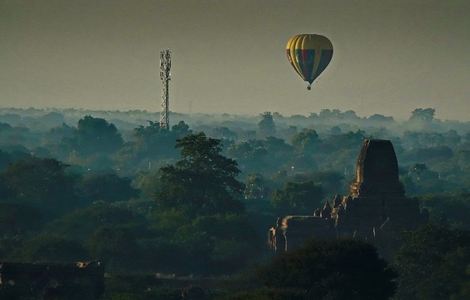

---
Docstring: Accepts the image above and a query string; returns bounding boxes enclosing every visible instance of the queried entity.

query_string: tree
[156,133,244,215]
[115,120,192,171]
[264,136,293,155]
[148,211,262,274]
[0,149,12,171]
[292,129,319,153]
[0,157,79,216]
[211,126,237,141]
[419,193,470,230]
[271,181,323,214]
[394,224,470,300]
[39,112,65,127]
[368,114,394,123]
[74,115,123,155]
[0,203,42,235]
[244,173,270,201]
[18,236,89,263]
[45,123,76,156]
[174,214,261,274]
[0,122,12,132]
[88,226,140,271]
[307,171,346,196]
[403,146,454,162]
[227,140,268,173]
[291,129,320,171]
[409,108,435,122]
[258,112,276,137]
[0,125,32,150]
[257,239,397,300]
[77,172,139,203]
[45,203,145,240]
[403,163,442,195]
[171,120,191,136]
[261,137,295,172]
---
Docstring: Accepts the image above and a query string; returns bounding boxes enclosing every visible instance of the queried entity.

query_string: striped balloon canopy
[286,34,333,90]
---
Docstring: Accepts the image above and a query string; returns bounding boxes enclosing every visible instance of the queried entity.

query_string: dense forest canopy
[0,107,469,299]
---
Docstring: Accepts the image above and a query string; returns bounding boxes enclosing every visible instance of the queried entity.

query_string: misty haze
[0,1,469,300]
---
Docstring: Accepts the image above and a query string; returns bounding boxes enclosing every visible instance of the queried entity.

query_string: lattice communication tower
[159,49,171,129]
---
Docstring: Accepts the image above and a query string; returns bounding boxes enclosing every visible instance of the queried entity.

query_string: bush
[257,239,397,300]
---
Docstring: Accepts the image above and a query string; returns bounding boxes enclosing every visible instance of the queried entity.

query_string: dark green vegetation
[394,224,470,300]
[0,107,469,299]
[254,239,397,300]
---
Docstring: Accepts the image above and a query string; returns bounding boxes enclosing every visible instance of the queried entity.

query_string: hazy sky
[1,0,469,120]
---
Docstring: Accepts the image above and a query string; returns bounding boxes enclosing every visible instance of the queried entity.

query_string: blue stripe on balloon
[314,49,333,80]
[295,49,316,83]
[305,49,315,83]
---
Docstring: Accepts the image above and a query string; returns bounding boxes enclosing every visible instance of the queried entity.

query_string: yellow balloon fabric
[286,34,333,89]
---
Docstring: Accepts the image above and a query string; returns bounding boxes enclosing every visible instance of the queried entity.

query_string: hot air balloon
[286,34,333,90]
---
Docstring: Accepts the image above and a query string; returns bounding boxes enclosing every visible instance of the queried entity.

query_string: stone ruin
[268,139,428,256]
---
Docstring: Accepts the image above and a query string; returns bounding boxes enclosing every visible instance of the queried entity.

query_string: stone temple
[268,139,428,256]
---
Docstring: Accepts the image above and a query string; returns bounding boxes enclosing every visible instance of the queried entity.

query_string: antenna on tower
[159,49,171,130]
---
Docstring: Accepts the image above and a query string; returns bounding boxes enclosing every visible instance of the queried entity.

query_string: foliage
[148,211,262,274]
[78,172,139,203]
[419,193,470,230]
[17,235,89,263]
[211,126,238,141]
[0,107,469,291]
[258,239,397,300]
[134,120,191,155]
[292,128,319,153]
[74,115,124,155]
[258,112,276,137]
[393,224,470,300]
[244,173,271,201]
[409,108,435,122]
[271,181,323,214]
[0,157,79,216]
[156,132,244,215]
[45,203,146,241]
[0,149,12,171]
[227,140,269,173]
[88,226,141,271]
[0,203,42,235]
[114,120,191,172]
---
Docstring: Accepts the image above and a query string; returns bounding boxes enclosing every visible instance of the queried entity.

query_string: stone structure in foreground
[268,139,428,256]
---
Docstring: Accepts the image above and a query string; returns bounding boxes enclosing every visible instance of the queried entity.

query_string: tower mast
[159,49,171,129]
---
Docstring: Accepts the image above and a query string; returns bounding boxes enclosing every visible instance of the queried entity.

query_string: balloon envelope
[286,34,333,89]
